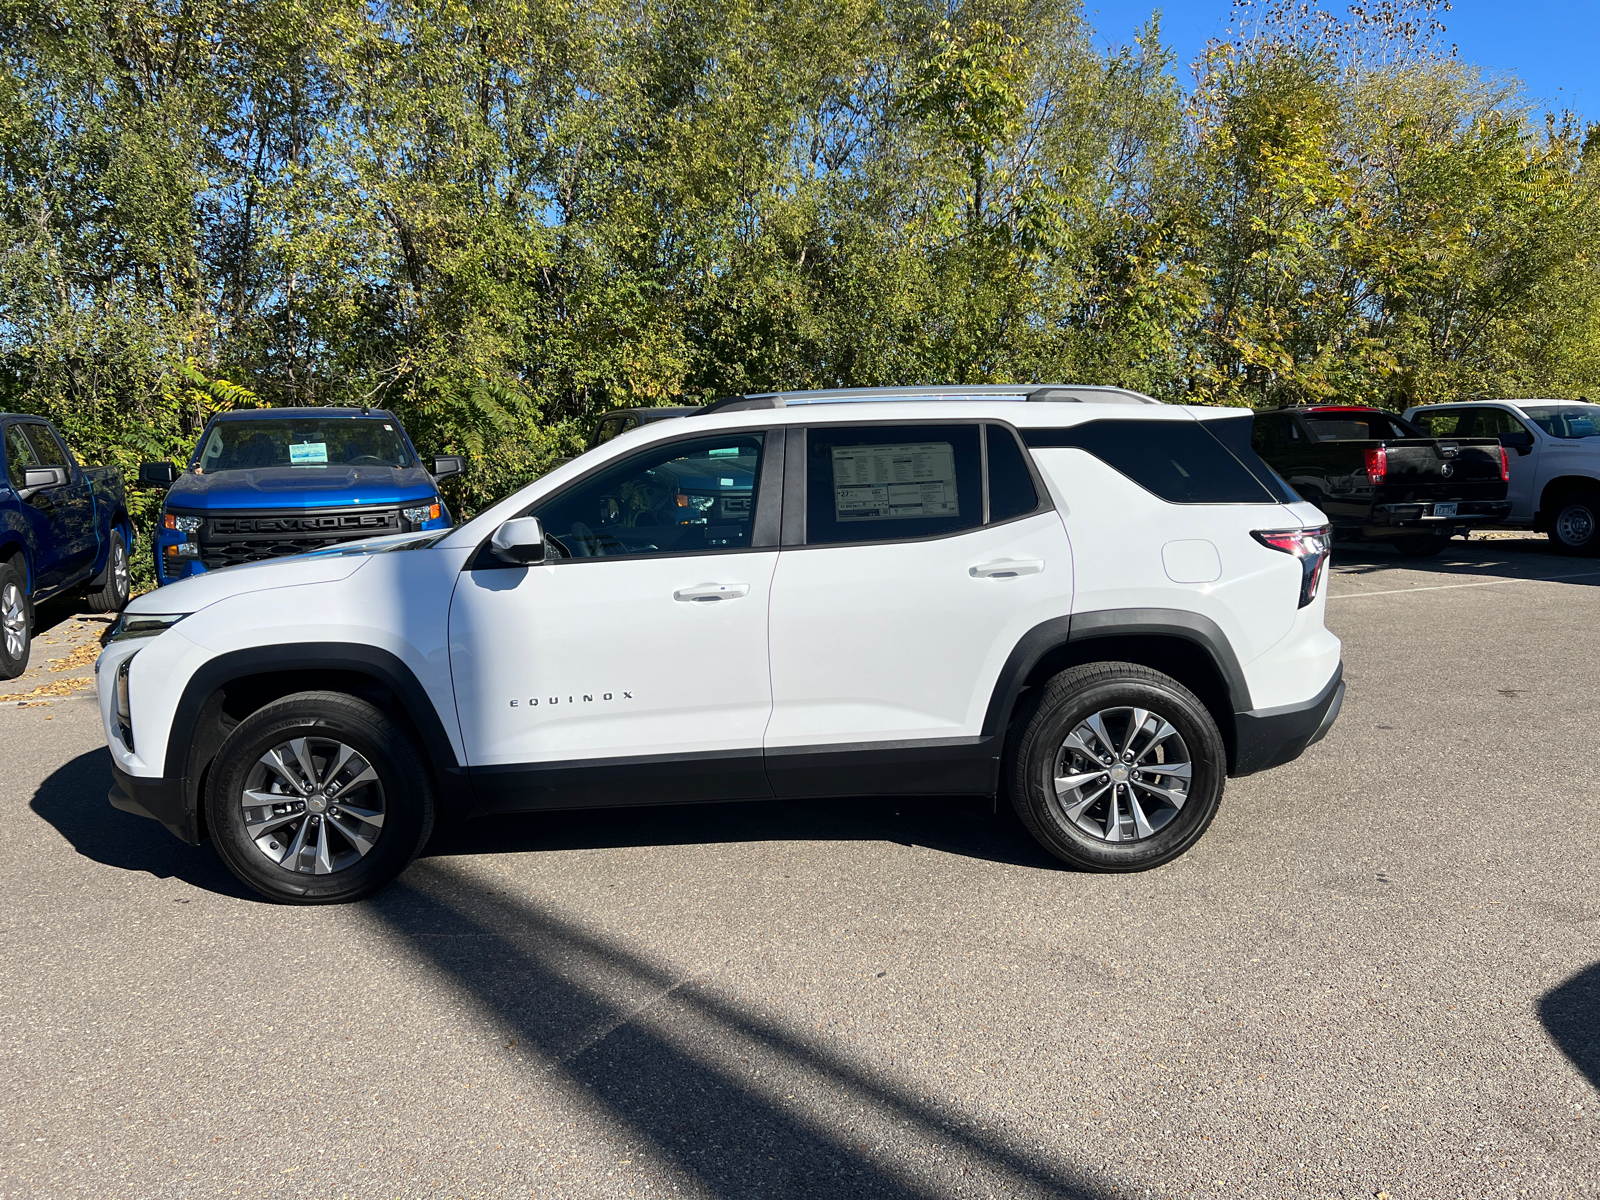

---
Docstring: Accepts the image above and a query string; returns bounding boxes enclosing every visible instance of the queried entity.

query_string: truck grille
[200,507,402,569]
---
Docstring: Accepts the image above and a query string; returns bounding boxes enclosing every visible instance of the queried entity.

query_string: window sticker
[289,442,329,465]
[831,442,960,521]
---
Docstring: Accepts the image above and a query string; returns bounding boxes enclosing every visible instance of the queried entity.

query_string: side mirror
[20,466,67,496]
[138,461,178,487]
[1499,430,1535,455]
[490,516,546,565]
[433,454,465,480]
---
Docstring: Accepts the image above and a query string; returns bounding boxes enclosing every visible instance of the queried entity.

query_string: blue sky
[1083,0,1600,122]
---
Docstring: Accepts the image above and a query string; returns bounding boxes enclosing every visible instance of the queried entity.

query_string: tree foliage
[2,0,1597,517]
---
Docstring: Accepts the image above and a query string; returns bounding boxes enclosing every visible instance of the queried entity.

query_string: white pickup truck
[1404,399,1600,555]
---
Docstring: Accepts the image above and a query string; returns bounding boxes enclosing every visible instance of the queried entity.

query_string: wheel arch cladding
[165,644,470,839]
[982,609,1247,774]
[1541,474,1600,512]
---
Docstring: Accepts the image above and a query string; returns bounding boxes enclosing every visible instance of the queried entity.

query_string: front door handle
[970,559,1044,579]
[674,582,751,602]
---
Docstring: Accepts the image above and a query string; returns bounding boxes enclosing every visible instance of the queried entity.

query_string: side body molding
[163,643,472,837]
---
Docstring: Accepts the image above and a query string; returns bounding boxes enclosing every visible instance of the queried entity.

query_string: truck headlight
[164,514,202,533]
[403,501,442,525]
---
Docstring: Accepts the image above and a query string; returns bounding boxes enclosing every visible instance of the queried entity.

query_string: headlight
[115,655,135,750]
[164,514,202,533]
[403,500,442,525]
[108,612,188,642]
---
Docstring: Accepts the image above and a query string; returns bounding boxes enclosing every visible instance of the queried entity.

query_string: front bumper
[1366,499,1511,528]
[1231,664,1345,777]
[108,758,201,845]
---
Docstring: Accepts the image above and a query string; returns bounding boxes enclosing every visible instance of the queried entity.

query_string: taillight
[1500,446,1510,482]
[1252,525,1331,608]
[1364,445,1387,485]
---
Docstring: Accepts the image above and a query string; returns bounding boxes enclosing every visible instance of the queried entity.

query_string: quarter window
[531,433,765,558]
[986,424,1040,523]
[805,424,983,545]
[1023,419,1278,504]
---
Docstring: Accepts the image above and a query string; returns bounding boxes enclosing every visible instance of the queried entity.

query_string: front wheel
[0,561,31,680]
[86,529,130,612]
[1547,492,1600,556]
[1006,662,1227,872]
[206,691,436,904]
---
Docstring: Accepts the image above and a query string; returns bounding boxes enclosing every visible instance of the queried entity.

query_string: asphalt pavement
[2,534,1596,1199]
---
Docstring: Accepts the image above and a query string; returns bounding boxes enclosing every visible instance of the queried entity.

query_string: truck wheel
[1388,532,1450,557]
[0,561,31,680]
[1547,491,1600,556]
[86,530,131,612]
[1005,662,1227,872]
[206,691,435,904]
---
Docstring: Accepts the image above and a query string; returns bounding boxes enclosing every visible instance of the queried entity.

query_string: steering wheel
[347,455,386,465]
[570,521,604,557]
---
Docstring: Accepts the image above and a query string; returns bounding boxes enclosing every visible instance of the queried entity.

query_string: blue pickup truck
[1,414,135,678]
[139,407,461,586]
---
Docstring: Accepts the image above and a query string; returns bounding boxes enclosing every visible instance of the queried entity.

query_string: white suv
[97,387,1344,903]
[1404,398,1600,554]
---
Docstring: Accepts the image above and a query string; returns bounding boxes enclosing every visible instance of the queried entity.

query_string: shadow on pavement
[364,861,1108,1199]
[1540,962,1600,1090]
[29,747,257,900]
[1330,533,1600,586]
[423,793,1062,873]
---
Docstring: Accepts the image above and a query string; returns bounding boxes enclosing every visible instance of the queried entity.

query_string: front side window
[4,425,38,488]
[806,424,983,545]
[195,419,415,471]
[531,433,765,558]
[23,424,69,467]
[1522,403,1600,439]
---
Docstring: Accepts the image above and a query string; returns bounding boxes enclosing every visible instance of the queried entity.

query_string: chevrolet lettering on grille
[211,514,393,535]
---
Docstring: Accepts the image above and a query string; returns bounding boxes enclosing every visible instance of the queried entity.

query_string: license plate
[1434,502,1458,519]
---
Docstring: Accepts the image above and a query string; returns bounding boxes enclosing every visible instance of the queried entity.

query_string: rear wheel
[0,561,31,680]
[1388,532,1450,557]
[206,691,435,904]
[86,530,130,612]
[1546,491,1600,556]
[1006,662,1227,872]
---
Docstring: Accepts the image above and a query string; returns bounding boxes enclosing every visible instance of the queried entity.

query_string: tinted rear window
[1023,419,1278,504]
[986,424,1040,522]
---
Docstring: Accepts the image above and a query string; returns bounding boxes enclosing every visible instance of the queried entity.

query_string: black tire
[1545,490,1600,556]
[1388,532,1450,557]
[85,529,131,612]
[0,559,31,681]
[1006,662,1227,872]
[206,691,435,904]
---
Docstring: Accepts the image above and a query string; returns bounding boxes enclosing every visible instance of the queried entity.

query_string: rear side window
[1435,407,1532,438]
[806,424,982,545]
[1023,419,1279,504]
[986,424,1040,522]
[1204,415,1300,502]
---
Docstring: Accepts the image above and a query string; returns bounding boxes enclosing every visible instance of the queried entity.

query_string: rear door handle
[970,559,1044,579]
[673,582,751,602]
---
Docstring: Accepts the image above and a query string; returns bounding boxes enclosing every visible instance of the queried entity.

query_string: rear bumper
[108,758,200,845]
[1231,664,1345,777]
[1365,499,1511,529]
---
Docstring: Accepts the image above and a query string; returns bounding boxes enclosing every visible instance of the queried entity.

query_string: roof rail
[691,384,1160,416]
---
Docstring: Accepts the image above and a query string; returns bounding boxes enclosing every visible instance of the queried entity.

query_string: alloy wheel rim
[240,736,386,874]
[1557,504,1594,546]
[112,542,128,599]
[1050,706,1191,843]
[2,582,24,659]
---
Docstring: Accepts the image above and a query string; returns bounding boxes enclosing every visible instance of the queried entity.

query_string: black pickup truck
[1251,406,1511,555]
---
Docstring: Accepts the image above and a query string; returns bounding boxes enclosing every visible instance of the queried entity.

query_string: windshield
[1521,404,1600,439]
[195,419,414,471]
